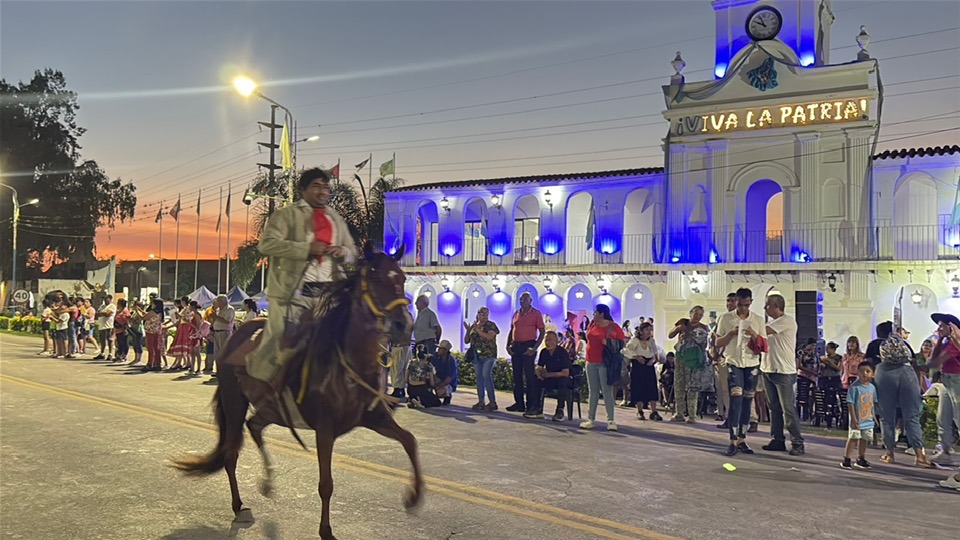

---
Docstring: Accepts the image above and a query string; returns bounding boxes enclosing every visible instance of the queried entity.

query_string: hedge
[0,316,43,334]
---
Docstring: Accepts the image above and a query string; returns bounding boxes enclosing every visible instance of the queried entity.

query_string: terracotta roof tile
[873,145,960,160]
[388,167,664,193]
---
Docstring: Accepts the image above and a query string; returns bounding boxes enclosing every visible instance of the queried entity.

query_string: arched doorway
[893,174,938,260]
[539,291,565,334]
[593,292,621,324]
[514,195,541,264]
[416,202,439,266]
[623,189,656,264]
[566,284,593,334]
[463,198,488,265]
[565,192,593,265]
[742,180,783,262]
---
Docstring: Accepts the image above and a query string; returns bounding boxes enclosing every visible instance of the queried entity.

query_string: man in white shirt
[751,293,805,456]
[412,295,442,356]
[93,295,116,361]
[208,295,235,374]
[715,288,766,456]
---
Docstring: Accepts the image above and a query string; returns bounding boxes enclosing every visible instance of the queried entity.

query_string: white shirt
[716,310,766,368]
[213,305,235,331]
[761,314,798,374]
[56,311,69,331]
[623,337,661,361]
[97,303,116,330]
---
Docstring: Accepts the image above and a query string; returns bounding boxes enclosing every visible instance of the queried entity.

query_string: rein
[297,263,407,410]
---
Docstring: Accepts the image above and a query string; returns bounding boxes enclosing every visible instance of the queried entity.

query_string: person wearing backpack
[872,321,935,468]
[581,304,626,431]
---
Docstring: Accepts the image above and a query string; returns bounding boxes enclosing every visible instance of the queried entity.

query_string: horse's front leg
[365,410,424,509]
[316,430,336,540]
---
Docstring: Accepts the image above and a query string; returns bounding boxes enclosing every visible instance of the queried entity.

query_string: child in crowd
[842,362,877,470]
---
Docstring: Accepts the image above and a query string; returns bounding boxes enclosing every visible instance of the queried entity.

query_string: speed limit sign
[12,289,30,304]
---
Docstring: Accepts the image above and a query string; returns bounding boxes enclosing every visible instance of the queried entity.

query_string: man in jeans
[715,288,766,456]
[506,292,545,413]
[759,293,805,456]
[714,292,736,428]
[923,313,960,491]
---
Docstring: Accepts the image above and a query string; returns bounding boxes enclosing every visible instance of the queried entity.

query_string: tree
[0,69,137,281]
[233,239,262,290]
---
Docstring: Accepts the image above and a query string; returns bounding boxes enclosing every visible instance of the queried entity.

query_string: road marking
[0,373,681,540]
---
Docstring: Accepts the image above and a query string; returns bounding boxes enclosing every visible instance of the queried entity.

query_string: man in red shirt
[506,292,545,413]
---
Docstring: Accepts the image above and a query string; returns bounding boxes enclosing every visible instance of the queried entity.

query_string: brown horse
[174,246,421,539]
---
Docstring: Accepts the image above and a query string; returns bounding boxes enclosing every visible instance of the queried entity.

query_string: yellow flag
[280,123,293,171]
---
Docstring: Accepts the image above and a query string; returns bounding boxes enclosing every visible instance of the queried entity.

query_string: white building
[383,0,960,353]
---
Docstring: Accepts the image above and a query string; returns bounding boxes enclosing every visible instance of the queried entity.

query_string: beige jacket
[258,199,357,305]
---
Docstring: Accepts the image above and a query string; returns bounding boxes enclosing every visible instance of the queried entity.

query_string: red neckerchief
[312,208,333,263]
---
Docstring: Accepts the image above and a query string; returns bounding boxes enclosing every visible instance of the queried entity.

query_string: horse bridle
[359,265,409,323]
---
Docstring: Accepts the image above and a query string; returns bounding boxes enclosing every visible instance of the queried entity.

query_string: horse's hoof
[402,487,423,510]
[259,479,274,498]
[234,508,255,524]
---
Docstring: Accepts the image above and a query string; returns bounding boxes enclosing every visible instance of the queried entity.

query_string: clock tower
[713,0,835,77]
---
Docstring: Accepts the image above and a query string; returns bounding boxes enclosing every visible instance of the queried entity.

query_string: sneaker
[506,403,525,412]
[552,410,564,422]
[716,422,729,430]
[607,422,618,432]
[747,422,758,433]
[442,396,452,406]
[523,410,544,419]
[724,444,738,457]
[789,444,806,456]
[938,474,960,492]
[650,412,663,422]
[762,441,788,452]
[840,458,853,470]
[854,457,872,469]
[484,402,499,412]
[637,410,646,421]
[737,442,755,454]
[92,354,105,360]
[579,420,595,430]
[471,402,485,412]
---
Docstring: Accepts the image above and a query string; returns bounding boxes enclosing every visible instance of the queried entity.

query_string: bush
[0,316,42,335]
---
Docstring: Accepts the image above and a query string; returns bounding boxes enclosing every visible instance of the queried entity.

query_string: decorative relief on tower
[747,58,779,92]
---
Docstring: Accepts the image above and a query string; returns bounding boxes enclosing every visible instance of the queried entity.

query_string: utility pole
[257,105,282,216]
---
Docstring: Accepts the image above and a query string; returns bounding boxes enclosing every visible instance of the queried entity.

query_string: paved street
[1,332,956,540]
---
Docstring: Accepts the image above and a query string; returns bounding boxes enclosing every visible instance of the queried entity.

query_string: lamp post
[233,76,296,204]
[1,185,39,292]
[136,267,148,300]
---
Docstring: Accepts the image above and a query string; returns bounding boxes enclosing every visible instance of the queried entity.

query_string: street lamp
[136,267,148,299]
[1,185,39,292]
[233,75,296,204]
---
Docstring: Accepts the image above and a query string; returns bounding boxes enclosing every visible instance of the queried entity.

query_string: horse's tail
[172,381,244,476]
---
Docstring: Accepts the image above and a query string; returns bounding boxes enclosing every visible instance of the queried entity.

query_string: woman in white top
[623,322,664,421]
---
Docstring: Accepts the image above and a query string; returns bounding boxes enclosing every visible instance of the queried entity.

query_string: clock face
[746,6,783,41]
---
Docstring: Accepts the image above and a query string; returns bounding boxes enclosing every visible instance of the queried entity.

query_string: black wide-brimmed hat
[930,313,960,328]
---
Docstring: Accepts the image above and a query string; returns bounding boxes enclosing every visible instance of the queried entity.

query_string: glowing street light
[231,74,296,204]
[232,76,257,97]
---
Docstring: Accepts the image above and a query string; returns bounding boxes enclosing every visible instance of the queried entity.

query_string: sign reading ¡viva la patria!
[673,98,869,136]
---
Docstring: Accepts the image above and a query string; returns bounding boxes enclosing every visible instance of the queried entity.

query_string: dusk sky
[2,0,957,261]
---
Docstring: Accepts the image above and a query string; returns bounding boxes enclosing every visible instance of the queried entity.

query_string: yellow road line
[0,373,681,540]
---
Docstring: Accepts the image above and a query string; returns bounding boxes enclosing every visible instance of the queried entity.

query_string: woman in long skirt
[624,322,664,421]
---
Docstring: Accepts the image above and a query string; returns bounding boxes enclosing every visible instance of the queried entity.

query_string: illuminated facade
[384,0,960,352]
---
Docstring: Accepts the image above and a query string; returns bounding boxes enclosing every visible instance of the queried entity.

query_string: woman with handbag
[669,306,710,424]
[624,322,664,421]
[580,304,626,431]
[464,306,500,412]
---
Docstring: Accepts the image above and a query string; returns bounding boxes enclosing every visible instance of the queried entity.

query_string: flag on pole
[330,162,340,180]
[155,205,163,223]
[280,123,293,171]
[170,196,181,221]
[950,179,960,227]
[196,190,202,215]
[225,190,231,215]
[585,203,595,249]
[379,157,395,178]
[216,187,223,232]
[355,157,370,170]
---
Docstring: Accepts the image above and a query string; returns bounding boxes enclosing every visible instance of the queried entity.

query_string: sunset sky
[2,0,957,262]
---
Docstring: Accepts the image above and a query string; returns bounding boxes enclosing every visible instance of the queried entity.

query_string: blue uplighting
[715,64,727,78]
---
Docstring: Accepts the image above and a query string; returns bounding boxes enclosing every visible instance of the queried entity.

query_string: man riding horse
[244,167,357,407]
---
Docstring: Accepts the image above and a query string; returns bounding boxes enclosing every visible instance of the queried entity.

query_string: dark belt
[302,281,325,298]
